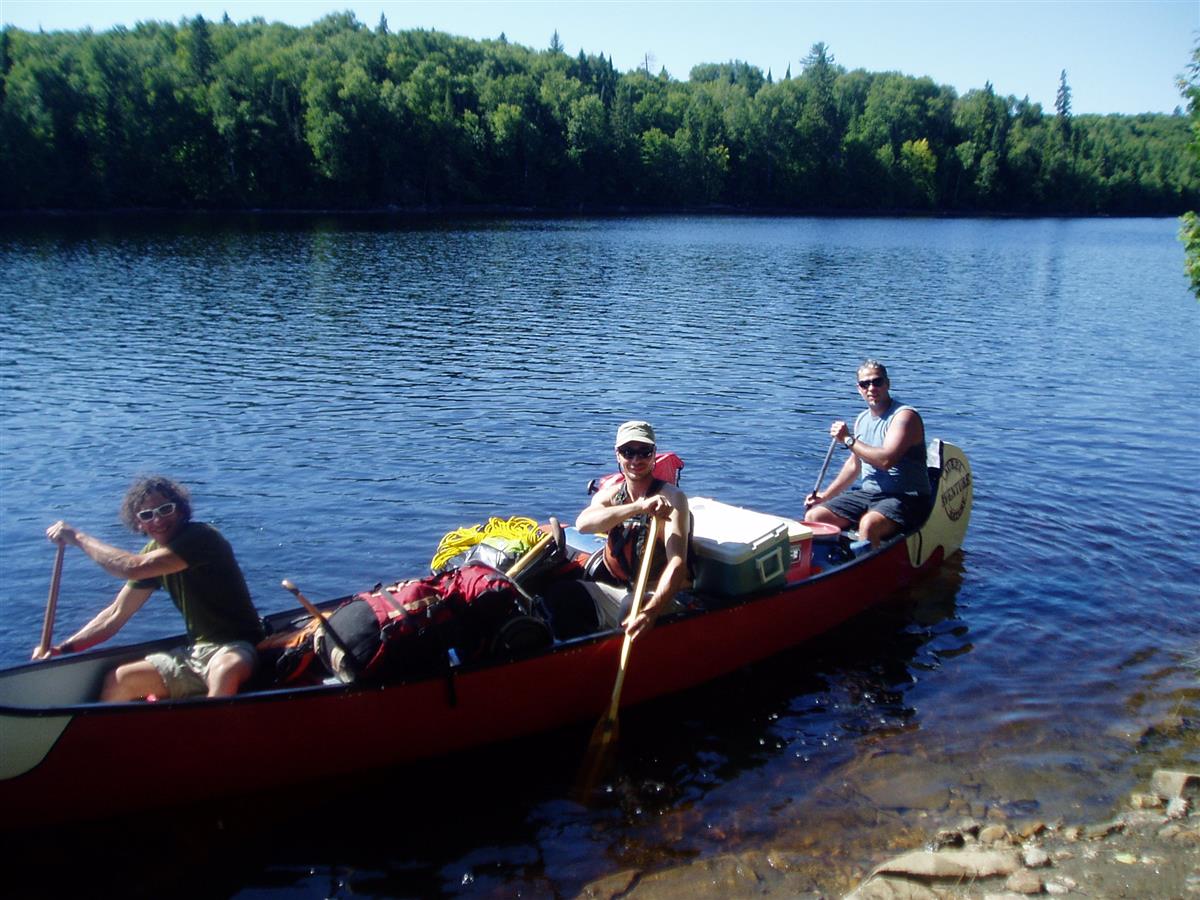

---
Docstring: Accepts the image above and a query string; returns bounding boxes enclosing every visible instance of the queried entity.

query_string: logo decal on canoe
[939,457,972,522]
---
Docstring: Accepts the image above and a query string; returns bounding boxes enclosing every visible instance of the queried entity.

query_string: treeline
[1,12,1196,214]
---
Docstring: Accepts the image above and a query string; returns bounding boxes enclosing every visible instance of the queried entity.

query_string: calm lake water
[1,214,1197,896]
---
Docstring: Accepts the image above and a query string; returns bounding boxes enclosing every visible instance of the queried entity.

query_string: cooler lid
[770,514,814,541]
[690,497,790,559]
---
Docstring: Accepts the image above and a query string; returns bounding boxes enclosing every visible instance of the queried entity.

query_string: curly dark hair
[119,475,193,531]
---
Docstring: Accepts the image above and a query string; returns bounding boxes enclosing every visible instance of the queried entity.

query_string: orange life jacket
[601,479,665,587]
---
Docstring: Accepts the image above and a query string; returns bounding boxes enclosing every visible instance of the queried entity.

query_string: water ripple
[1,215,1196,896]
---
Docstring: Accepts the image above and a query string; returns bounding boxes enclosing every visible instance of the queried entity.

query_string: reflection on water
[1,215,1197,896]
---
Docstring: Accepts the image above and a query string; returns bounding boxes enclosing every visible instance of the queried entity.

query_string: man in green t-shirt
[34,475,263,701]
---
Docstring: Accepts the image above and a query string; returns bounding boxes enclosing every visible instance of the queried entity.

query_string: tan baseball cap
[615,420,656,447]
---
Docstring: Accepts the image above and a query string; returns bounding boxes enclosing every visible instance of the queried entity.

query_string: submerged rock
[872,848,1020,879]
[1152,769,1200,801]
[1129,791,1164,809]
[1021,846,1050,868]
[579,850,822,899]
[1004,866,1042,893]
[845,876,938,899]
[977,824,1010,845]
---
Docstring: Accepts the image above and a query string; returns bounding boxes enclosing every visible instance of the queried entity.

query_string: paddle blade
[574,711,620,802]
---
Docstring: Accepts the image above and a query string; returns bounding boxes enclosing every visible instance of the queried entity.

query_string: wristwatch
[843,435,856,449]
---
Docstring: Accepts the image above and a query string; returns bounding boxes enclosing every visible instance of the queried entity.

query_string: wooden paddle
[576,514,661,798]
[35,543,66,658]
[281,579,359,677]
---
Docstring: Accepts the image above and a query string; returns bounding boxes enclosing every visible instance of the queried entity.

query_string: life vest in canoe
[600,479,667,586]
[315,563,551,683]
[255,616,325,687]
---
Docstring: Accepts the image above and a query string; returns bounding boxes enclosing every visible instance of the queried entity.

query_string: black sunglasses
[618,445,655,460]
[858,376,886,389]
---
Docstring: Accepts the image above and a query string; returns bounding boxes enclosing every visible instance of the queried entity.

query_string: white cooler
[690,497,791,596]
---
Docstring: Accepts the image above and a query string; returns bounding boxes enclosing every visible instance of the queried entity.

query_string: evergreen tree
[182,15,214,82]
[1055,69,1072,140]
[798,42,842,202]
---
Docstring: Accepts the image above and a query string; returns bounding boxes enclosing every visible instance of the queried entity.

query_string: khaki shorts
[145,640,257,699]
[581,581,685,630]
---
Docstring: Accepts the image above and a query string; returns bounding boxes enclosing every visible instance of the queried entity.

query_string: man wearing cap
[805,359,932,548]
[576,420,691,638]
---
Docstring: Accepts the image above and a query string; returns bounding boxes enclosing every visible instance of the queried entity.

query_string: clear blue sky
[2,0,1195,115]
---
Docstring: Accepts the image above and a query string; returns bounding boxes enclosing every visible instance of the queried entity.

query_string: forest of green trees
[1,12,1196,215]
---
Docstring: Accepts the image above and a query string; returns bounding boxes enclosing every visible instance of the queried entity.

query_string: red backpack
[316,563,550,683]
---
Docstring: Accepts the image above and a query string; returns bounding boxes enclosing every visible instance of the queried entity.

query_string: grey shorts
[820,490,932,532]
[145,640,258,699]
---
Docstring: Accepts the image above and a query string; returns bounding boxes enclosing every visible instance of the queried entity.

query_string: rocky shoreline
[579,770,1200,899]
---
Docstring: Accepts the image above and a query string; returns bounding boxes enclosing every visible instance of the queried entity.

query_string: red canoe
[0,440,973,828]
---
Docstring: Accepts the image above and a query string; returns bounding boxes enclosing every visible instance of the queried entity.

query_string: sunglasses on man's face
[618,445,655,460]
[135,502,177,522]
[858,376,886,389]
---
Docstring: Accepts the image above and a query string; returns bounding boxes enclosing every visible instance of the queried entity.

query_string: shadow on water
[6,563,971,899]
[608,561,968,809]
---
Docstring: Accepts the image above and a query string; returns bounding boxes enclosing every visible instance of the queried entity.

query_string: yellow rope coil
[430,515,542,571]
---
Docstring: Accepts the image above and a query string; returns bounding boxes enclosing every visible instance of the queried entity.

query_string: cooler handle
[755,546,785,583]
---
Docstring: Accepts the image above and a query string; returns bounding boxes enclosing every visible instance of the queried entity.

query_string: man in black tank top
[576,420,691,638]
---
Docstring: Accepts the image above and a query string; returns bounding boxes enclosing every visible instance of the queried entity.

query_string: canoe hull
[0,441,972,827]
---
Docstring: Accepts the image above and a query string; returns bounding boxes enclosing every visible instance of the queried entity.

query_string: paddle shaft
[36,544,66,657]
[504,526,555,580]
[601,515,660,722]
[573,515,664,800]
[281,579,359,674]
[811,436,838,497]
